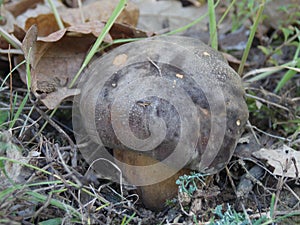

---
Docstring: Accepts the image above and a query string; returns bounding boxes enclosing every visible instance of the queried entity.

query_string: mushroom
[72,36,248,211]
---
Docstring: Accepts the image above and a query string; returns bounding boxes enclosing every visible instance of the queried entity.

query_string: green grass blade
[245,60,297,82]
[165,13,208,36]
[69,0,128,88]
[0,27,22,49]
[121,212,136,225]
[165,1,219,36]
[38,218,62,225]
[208,0,218,49]
[0,60,26,89]
[0,110,9,127]
[0,186,17,200]
[26,191,81,218]
[9,92,29,128]
[25,48,32,92]
[269,193,275,219]
[275,59,300,93]
[275,30,300,93]
[238,0,266,76]
[217,0,236,26]
[0,156,109,204]
[47,0,64,29]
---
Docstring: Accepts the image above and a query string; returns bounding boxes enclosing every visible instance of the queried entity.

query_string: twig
[87,158,124,198]
[33,103,77,156]
[55,144,82,187]
[8,45,13,120]
[0,49,23,54]
[0,27,22,49]
[33,191,53,218]
[245,93,290,112]
[148,57,162,76]
[241,203,253,225]
[225,165,237,195]
[246,120,261,145]
[251,124,292,142]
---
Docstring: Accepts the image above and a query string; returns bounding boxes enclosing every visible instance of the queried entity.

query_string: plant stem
[238,0,266,76]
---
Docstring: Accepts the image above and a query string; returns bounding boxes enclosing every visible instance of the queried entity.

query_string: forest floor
[0,0,300,224]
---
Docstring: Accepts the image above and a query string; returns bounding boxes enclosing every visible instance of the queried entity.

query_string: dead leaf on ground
[132,0,207,32]
[109,23,152,39]
[222,52,250,72]
[0,131,29,185]
[25,13,68,37]
[21,25,93,109]
[0,8,25,49]
[36,21,113,42]
[59,0,139,27]
[5,0,43,17]
[7,0,66,32]
[252,145,300,178]
[24,0,139,37]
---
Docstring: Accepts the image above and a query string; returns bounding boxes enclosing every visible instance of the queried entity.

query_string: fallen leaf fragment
[24,0,139,38]
[252,145,300,178]
[109,22,152,39]
[40,87,81,109]
[12,0,66,32]
[59,0,139,27]
[0,131,29,184]
[0,8,26,50]
[25,13,66,37]
[22,25,95,109]
[5,0,43,17]
[30,35,95,108]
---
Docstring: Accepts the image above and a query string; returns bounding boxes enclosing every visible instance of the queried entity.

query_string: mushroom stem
[114,149,190,211]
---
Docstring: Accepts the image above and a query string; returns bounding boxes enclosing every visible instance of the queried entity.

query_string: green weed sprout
[176,172,206,197]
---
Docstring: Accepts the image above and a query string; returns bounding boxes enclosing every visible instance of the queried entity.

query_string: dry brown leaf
[37,28,67,42]
[1,7,15,33]
[0,8,22,49]
[67,21,106,38]
[22,25,95,109]
[252,145,300,178]
[36,21,113,42]
[25,13,67,37]
[4,0,43,17]
[0,131,29,184]
[59,0,139,27]
[222,52,250,72]
[109,23,152,39]
[18,0,145,109]
[14,0,66,30]
[39,87,81,109]
[29,35,94,108]
[24,0,139,37]
[22,24,38,64]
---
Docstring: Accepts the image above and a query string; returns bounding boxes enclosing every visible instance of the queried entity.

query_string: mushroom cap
[73,36,248,186]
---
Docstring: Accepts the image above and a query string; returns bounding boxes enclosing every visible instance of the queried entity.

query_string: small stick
[148,57,162,76]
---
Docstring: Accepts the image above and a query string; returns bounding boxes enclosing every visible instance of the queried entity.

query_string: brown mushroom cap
[73,36,248,207]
